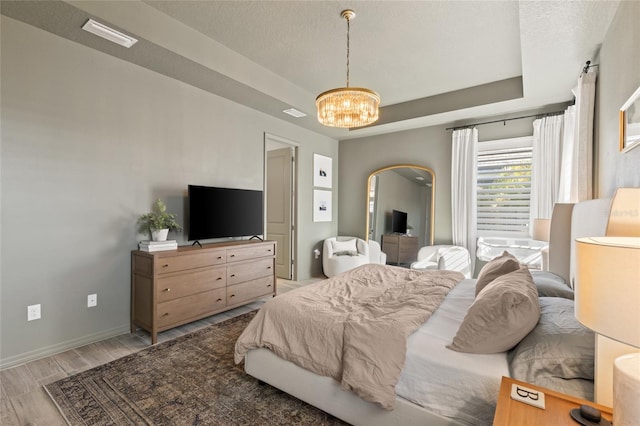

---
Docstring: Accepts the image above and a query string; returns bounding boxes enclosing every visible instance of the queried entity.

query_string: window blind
[477,145,532,235]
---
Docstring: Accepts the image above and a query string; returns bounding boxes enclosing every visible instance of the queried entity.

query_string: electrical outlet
[27,304,41,321]
[87,294,97,308]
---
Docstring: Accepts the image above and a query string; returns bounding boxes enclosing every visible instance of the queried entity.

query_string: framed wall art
[620,85,640,152]
[313,154,332,188]
[313,189,332,222]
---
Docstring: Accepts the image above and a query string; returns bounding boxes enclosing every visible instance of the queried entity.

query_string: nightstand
[493,377,613,425]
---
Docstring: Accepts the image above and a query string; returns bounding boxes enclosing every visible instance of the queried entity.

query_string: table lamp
[532,218,551,242]
[575,236,640,426]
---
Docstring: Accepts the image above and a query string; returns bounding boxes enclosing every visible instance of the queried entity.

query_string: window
[476,136,533,236]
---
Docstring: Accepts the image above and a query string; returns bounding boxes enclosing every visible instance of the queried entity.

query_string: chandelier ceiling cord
[316,9,380,129]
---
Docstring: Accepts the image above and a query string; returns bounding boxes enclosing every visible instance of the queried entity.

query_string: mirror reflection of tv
[188,185,263,241]
[391,209,408,234]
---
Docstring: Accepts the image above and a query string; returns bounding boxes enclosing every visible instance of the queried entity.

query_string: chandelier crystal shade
[316,10,380,128]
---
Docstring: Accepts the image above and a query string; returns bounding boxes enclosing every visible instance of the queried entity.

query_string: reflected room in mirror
[366,165,435,265]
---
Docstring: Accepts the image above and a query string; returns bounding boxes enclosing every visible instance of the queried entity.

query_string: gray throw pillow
[508,297,594,382]
[531,271,574,299]
[448,267,540,354]
[475,251,520,296]
[334,250,358,257]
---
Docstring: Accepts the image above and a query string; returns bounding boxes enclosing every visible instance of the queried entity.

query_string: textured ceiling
[1,0,620,140]
[144,1,523,105]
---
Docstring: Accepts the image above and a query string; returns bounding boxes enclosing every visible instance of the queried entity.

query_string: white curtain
[451,128,478,274]
[558,71,597,202]
[530,114,564,224]
[558,106,576,202]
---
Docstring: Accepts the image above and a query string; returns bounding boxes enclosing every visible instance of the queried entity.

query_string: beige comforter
[234,263,464,409]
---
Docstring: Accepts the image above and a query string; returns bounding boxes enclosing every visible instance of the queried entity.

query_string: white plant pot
[151,229,169,242]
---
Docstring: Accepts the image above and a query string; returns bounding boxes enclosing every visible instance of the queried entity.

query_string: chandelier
[316,10,380,129]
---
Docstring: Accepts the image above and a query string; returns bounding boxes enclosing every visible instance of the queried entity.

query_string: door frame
[264,133,298,281]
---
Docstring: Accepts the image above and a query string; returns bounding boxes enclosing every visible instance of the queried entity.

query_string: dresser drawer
[157,288,226,328]
[156,266,226,303]
[154,250,225,274]
[227,276,274,305]
[227,242,275,263]
[227,257,274,285]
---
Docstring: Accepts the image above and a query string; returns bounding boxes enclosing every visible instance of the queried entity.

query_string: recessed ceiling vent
[82,19,138,48]
[283,108,307,118]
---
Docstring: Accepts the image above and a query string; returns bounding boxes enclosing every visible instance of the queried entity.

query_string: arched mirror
[366,165,435,263]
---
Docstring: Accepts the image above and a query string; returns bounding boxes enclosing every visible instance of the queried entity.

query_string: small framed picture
[313,189,332,222]
[620,85,640,152]
[313,154,332,188]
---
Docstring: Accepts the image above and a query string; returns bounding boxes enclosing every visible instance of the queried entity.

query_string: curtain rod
[583,60,599,74]
[448,60,593,131]
[445,110,566,131]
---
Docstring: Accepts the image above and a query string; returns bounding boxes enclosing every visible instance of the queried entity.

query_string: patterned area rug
[45,312,346,425]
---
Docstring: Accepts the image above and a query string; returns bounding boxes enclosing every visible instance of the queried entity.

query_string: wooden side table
[493,377,613,425]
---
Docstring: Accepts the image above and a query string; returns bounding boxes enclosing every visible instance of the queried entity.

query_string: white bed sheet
[396,278,510,426]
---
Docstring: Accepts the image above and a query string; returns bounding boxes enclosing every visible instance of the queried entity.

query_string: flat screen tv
[188,185,263,241]
[391,209,408,234]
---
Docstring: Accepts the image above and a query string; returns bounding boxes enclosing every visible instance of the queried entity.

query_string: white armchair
[410,245,472,278]
[322,236,370,278]
[368,240,387,265]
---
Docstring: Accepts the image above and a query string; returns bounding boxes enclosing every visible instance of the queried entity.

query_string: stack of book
[138,240,178,252]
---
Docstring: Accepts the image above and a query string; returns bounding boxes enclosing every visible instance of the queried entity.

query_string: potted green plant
[137,198,182,241]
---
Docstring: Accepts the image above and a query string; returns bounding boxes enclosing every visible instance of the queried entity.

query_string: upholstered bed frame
[243,197,616,426]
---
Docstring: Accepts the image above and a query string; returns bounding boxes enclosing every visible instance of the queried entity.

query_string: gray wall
[0,17,337,366]
[595,0,640,196]
[338,106,567,244]
[339,126,452,244]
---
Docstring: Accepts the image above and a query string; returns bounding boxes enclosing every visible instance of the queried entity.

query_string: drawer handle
[230,254,236,258]
[217,298,223,302]
[216,277,222,281]
[162,264,169,268]
[267,266,272,269]
[230,274,236,277]
[267,284,272,288]
[163,288,171,292]
[268,249,272,252]
[162,313,169,317]
[217,256,223,260]
[230,294,235,298]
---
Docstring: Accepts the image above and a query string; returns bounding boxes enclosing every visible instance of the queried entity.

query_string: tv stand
[382,234,419,264]
[131,240,276,344]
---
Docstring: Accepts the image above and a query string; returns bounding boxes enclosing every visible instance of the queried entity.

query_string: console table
[131,240,276,344]
[382,234,419,264]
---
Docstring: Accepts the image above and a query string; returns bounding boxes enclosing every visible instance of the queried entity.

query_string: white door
[267,147,294,279]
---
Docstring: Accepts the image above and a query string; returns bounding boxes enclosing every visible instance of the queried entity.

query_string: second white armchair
[410,245,472,278]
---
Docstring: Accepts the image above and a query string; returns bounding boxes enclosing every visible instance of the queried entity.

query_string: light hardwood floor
[0,278,318,425]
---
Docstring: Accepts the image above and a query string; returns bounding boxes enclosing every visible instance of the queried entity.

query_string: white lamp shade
[614,353,640,426]
[532,218,551,242]
[575,237,640,348]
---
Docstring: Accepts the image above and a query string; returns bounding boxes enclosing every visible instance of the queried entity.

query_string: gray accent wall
[595,0,640,196]
[338,106,567,245]
[1,17,337,366]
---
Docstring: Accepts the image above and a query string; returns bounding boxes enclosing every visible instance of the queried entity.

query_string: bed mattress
[396,278,510,426]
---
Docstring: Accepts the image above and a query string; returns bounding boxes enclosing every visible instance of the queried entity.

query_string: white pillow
[331,239,358,254]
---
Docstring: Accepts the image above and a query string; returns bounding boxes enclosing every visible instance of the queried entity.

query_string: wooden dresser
[382,234,419,264]
[131,240,276,344]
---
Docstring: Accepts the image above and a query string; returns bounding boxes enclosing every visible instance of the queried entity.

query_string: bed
[234,199,609,426]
